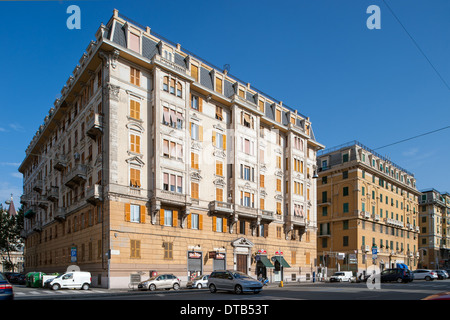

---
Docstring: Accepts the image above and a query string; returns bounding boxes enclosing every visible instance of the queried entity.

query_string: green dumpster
[25,272,35,287]
[29,272,44,288]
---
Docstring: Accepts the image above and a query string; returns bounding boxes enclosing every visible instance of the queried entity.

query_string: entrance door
[236,254,248,274]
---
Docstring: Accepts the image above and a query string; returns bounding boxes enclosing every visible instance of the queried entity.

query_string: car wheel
[197,283,202,289]
[82,283,90,290]
[209,284,216,293]
[425,276,431,281]
[52,284,60,291]
[396,278,403,283]
[149,284,156,291]
[234,285,243,295]
[173,283,180,290]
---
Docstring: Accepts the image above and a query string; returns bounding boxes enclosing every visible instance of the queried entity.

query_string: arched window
[176,82,182,97]
[163,76,169,92]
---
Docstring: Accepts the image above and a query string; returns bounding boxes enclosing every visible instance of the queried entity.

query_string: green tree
[0,206,24,272]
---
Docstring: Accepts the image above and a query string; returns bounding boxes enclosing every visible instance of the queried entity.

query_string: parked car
[208,270,263,294]
[329,271,355,282]
[0,273,13,300]
[47,271,91,290]
[187,275,209,289]
[433,270,449,280]
[380,268,413,283]
[4,272,21,284]
[137,274,181,291]
[412,269,438,281]
[423,292,450,300]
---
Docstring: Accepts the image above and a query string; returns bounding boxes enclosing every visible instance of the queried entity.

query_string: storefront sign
[188,251,202,259]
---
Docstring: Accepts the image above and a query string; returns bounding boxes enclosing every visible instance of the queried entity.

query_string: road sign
[71,247,77,263]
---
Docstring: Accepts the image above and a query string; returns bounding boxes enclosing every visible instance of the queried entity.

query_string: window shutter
[125,204,131,221]
[199,126,203,141]
[173,210,178,227]
[159,209,164,226]
[199,214,203,230]
[212,131,216,147]
[187,214,191,229]
[199,97,203,112]
[264,224,269,238]
[223,218,227,233]
[212,216,216,232]
[140,205,146,223]
[223,135,226,150]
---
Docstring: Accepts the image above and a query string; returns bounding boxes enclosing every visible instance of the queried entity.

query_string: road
[13,279,450,300]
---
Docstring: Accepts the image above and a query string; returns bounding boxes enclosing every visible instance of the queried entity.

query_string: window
[130,134,141,154]
[216,188,223,202]
[275,109,281,123]
[163,139,183,160]
[130,100,140,120]
[130,240,141,258]
[130,204,140,222]
[163,174,183,193]
[343,187,349,196]
[276,179,282,192]
[215,105,223,121]
[191,182,199,199]
[164,209,173,226]
[215,77,222,94]
[191,152,199,170]
[260,174,265,188]
[276,202,282,215]
[343,203,349,213]
[213,132,226,150]
[190,123,202,141]
[176,82,182,97]
[188,213,201,230]
[216,161,223,176]
[213,216,227,232]
[191,65,199,82]
[129,32,140,53]
[191,94,202,111]
[163,241,173,259]
[130,67,140,86]
[130,168,141,188]
[242,112,253,128]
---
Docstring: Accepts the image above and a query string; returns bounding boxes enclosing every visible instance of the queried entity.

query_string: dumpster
[27,272,44,288]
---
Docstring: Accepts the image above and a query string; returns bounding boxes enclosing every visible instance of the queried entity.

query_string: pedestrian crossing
[14,288,110,298]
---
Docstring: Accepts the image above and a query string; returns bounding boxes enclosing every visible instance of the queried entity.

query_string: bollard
[279,280,283,287]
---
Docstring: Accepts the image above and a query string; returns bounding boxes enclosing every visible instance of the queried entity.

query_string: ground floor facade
[23,199,317,288]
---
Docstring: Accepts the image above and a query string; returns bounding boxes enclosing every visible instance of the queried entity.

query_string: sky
[0,0,449,206]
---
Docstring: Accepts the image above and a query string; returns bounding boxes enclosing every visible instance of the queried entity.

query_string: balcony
[209,201,234,215]
[260,210,275,221]
[54,207,66,221]
[385,218,404,228]
[318,198,331,206]
[86,113,103,139]
[47,186,59,202]
[33,221,42,233]
[288,214,308,227]
[64,164,87,189]
[86,184,103,205]
[33,179,44,193]
[38,195,48,209]
[234,205,258,219]
[24,206,37,219]
[53,155,68,172]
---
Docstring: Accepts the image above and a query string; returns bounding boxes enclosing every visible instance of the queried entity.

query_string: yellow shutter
[199,214,203,230]
[187,214,191,229]
[223,135,226,150]
[199,126,203,141]
[140,205,146,223]
[173,210,178,227]
[212,131,216,147]
[159,209,164,226]
[212,216,216,232]
[125,203,130,221]
[199,97,203,112]
[223,218,227,233]
[136,136,141,154]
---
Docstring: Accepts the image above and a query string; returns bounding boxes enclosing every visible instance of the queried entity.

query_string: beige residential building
[418,189,450,269]
[316,141,421,277]
[18,10,324,288]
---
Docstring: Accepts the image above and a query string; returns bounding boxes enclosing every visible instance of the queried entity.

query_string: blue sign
[71,247,77,262]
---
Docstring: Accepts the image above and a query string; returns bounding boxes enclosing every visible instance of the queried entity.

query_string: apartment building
[418,189,450,269]
[18,9,324,288]
[316,141,421,277]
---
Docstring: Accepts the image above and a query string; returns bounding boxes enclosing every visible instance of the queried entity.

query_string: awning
[257,255,274,268]
[272,256,291,268]
[24,209,36,219]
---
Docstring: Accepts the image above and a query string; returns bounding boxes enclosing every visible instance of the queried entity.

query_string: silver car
[137,274,181,291]
[208,270,263,294]
[411,269,438,281]
[187,275,209,289]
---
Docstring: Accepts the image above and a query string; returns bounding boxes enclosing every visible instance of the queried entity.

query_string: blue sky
[0,0,449,206]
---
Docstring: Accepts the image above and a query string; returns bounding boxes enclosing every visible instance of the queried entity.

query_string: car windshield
[334,273,344,276]
[193,275,204,280]
[230,271,252,279]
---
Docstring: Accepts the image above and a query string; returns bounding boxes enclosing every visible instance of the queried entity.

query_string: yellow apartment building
[18,9,324,288]
[418,189,450,269]
[316,141,420,278]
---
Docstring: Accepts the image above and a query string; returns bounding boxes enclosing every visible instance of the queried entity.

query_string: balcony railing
[54,207,66,221]
[64,164,87,188]
[86,184,103,204]
[53,155,67,172]
[86,113,103,139]
[209,201,234,215]
[47,186,59,202]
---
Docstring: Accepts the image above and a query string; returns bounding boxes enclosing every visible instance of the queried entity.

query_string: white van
[329,271,354,282]
[49,271,91,290]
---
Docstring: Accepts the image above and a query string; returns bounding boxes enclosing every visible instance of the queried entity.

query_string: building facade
[18,10,324,288]
[316,141,421,278]
[418,189,450,269]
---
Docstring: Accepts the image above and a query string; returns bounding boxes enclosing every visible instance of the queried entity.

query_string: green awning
[24,209,36,219]
[273,256,291,268]
[257,255,274,268]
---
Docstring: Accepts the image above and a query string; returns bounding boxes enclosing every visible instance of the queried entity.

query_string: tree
[0,205,24,272]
